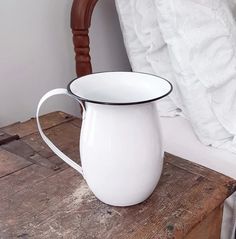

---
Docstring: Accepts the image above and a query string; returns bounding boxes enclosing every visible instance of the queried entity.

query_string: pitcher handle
[36,88,85,175]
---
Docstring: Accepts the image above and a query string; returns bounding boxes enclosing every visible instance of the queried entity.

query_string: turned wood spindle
[71,0,98,77]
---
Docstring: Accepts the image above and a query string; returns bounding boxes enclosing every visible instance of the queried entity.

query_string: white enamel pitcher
[36,72,172,206]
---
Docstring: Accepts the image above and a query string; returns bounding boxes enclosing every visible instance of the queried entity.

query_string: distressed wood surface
[185,205,223,239]
[1,111,75,138]
[0,112,235,239]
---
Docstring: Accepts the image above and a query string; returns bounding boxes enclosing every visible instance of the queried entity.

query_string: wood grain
[0,163,67,201]
[1,111,75,138]
[185,205,223,239]
[0,112,235,239]
[0,149,32,178]
[21,121,81,161]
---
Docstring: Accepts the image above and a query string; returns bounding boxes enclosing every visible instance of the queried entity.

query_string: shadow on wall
[90,0,131,72]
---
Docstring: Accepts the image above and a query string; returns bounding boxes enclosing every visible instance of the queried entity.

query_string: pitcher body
[80,102,163,206]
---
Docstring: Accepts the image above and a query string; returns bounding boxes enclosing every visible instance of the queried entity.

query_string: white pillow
[155,0,236,153]
[115,0,183,116]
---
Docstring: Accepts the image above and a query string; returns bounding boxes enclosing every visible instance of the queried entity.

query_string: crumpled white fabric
[115,0,183,117]
[115,1,236,238]
[155,0,236,154]
[154,1,236,238]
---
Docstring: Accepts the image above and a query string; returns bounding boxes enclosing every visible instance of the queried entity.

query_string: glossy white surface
[69,72,171,104]
[80,102,163,206]
[37,72,171,206]
[37,89,164,206]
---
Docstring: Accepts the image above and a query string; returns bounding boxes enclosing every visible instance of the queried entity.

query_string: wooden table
[0,112,235,239]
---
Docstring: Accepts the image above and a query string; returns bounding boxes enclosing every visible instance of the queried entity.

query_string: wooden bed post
[71,0,98,77]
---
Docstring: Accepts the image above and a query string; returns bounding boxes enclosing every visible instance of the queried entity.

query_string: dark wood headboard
[71,0,98,77]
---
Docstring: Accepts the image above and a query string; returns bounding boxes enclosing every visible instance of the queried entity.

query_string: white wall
[0,0,130,127]
[90,0,130,72]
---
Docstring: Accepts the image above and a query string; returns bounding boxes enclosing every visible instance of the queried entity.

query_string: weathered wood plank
[1,140,62,171]
[0,168,84,238]
[185,205,223,239]
[0,130,19,146]
[21,122,81,160]
[0,130,11,142]
[1,139,35,159]
[0,149,32,178]
[1,111,75,138]
[0,163,67,201]
[0,158,234,239]
[166,153,236,190]
[70,118,82,128]
[0,112,235,239]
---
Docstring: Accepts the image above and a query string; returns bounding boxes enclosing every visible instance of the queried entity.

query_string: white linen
[160,116,236,239]
[155,0,236,153]
[115,0,183,116]
[161,116,236,179]
[115,1,236,237]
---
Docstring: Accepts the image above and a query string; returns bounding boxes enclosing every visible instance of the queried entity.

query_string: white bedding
[116,0,236,154]
[160,115,236,239]
[161,116,236,179]
[155,0,236,154]
[115,0,183,117]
